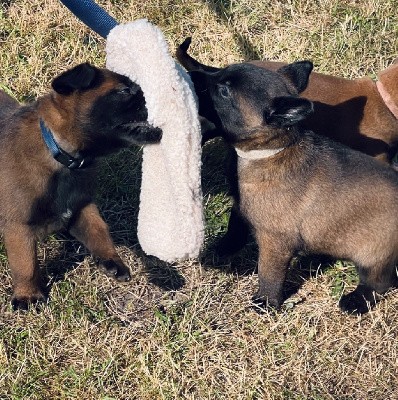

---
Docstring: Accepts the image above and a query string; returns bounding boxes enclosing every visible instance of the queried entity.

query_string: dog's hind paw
[339,287,376,315]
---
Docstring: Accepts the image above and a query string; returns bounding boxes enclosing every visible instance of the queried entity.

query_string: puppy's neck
[37,94,83,152]
[233,126,298,160]
[39,120,91,169]
[37,95,92,169]
[235,146,284,160]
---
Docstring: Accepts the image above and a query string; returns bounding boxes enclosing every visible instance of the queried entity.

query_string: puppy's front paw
[121,123,162,145]
[98,259,131,282]
[143,126,162,143]
[11,292,47,311]
[251,292,282,313]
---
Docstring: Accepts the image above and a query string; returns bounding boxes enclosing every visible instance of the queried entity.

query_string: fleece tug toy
[60,1,204,261]
[107,21,204,261]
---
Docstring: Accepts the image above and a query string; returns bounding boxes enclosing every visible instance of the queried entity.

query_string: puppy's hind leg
[339,261,398,315]
[69,203,131,282]
[4,224,46,310]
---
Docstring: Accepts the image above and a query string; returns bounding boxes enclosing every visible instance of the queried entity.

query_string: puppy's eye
[217,84,231,98]
[118,87,133,95]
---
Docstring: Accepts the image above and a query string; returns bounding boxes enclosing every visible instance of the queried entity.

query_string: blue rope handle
[59,0,118,38]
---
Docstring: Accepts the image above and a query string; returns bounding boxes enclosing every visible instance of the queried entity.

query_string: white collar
[235,146,284,160]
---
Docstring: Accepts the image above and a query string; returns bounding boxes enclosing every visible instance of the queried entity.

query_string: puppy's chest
[239,179,276,217]
[28,169,95,235]
[237,165,299,227]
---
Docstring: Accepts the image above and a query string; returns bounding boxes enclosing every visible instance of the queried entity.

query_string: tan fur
[250,61,398,162]
[0,64,161,309]
[189,60,398,314]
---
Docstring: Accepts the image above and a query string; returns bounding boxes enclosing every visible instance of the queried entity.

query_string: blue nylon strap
[40,119,61,156]
[40,120,89,169]
[59,0,118,38]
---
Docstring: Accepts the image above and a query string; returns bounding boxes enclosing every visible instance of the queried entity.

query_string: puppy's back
[291,133,398,260]
[0,90,20,123]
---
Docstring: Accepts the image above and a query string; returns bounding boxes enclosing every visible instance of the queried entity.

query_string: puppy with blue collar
[0,63,161,310]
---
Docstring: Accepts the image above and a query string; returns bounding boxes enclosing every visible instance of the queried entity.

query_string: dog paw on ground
[97,259,131,282]
[11,293,47,311]
[339,290,376,315]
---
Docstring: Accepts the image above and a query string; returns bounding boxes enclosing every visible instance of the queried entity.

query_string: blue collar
[39,119,91,169]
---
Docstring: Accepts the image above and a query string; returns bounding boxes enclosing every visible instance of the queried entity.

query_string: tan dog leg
[254,234,293,308]
[69,203,131,282]
[4,225,45,310]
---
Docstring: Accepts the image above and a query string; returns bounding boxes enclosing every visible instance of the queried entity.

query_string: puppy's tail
[176,37,221,72]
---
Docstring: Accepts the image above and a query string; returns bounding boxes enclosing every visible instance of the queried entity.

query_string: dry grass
[1,0,398,399]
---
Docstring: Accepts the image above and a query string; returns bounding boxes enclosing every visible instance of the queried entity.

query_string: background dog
[0,63,162,310]
[178,37,398,165]
[189,61,398,314]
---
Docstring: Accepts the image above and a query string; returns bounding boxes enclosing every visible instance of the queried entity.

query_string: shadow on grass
[39,148,186,295]
[40,233,88,297]
[0,1,14,11]
[137,250,186,291]
[203,241,335,302]
[201,0,261,61]
[284,254,335,299]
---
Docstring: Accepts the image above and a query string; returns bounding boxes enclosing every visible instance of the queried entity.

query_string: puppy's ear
[52,63,102,95]
[177,37,221,73]
[266,96,313,127]
[277,61,313,93]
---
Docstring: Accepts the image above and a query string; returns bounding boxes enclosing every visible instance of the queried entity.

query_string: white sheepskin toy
[106,20,204,262]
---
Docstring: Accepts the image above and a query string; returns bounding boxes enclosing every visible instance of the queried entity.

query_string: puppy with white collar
[189,61,398,315]
[178,38,398,165]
